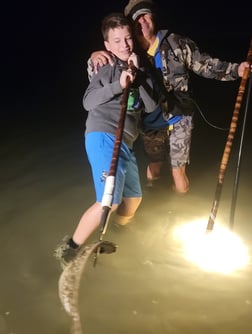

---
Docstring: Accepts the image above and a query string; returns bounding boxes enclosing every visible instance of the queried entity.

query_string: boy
[55,13,157,268]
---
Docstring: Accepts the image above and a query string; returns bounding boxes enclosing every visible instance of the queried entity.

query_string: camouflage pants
[141,115,193,168]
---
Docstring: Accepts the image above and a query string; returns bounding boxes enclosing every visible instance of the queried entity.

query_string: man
[89,0,251,194]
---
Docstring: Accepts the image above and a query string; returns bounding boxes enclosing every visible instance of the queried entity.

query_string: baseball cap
[124,0,155,21]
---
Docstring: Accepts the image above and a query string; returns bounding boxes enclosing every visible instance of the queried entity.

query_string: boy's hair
[101,12,132,41]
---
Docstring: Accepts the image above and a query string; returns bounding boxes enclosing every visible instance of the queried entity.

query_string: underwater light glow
[173,219,250,274]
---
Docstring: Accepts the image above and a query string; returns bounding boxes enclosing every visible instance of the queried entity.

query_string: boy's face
[104,26,133,61]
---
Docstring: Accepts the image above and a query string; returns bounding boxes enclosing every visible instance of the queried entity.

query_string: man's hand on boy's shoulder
[91,51,114,73]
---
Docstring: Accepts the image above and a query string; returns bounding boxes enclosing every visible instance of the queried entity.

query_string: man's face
[104,26,133,61]
[134,13,155,43]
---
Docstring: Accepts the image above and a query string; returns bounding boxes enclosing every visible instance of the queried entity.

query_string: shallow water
[1,96,252,334]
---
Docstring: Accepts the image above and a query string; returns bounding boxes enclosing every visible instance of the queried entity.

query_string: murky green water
[1,106,252,334]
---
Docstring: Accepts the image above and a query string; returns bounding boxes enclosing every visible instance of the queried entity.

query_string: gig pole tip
[206,220,214,234]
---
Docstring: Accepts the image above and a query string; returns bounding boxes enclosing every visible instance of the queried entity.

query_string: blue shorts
[85,132,142,204]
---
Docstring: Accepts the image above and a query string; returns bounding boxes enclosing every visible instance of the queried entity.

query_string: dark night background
[2,0,251,128]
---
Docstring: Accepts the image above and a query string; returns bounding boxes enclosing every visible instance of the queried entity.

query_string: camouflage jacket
[157,29,239,93]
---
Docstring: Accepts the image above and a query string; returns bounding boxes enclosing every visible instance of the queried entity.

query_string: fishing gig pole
[93,61,135,265]
[58,61,136,334]
[206,37,252,233]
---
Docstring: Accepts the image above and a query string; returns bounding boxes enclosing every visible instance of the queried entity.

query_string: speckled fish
[58,240,117,334]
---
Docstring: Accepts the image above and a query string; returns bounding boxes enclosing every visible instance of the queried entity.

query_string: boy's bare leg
[72,202,118,245]
[114,197,142,226]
